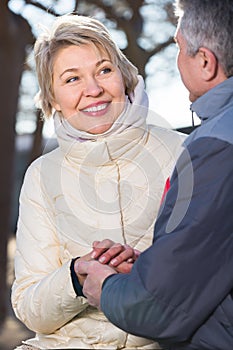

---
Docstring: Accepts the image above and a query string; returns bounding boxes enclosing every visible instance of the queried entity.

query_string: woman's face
[52,43,126,134]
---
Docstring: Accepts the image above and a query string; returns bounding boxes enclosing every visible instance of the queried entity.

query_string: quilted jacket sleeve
[11,159,88,334]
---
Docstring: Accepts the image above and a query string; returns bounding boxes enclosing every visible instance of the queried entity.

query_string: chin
[189,94,197,103]
[88,123,113,135]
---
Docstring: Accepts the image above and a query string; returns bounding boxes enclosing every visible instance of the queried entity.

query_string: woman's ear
[51,99,61,112]
[198,47,218,81]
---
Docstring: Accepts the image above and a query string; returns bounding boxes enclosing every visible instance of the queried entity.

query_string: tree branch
[24,0,58,16]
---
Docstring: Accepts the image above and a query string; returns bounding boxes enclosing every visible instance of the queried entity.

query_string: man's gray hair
[174,0,233,77]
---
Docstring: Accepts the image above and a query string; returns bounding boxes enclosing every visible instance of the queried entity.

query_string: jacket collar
[191,76,233,122]
[56,126,147,166]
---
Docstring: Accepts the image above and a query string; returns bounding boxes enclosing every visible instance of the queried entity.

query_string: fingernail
[110,259,117,266]
[91,252,97,259]
[99,256,106,263]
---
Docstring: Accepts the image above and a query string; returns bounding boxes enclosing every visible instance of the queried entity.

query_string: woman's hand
[91,239,140,273]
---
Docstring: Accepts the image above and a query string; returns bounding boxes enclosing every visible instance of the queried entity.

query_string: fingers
[96,243,126,264]
[114,261,134,274]
[108,244,136,267]
[91,239,115,259]
[91,240,140,267]
[75,259,107,275]
[75,260,117,281]
[80,251,94,262]
[80,261,117,309]
[73,259,89,286]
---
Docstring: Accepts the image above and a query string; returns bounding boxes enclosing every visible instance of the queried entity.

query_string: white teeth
[83,103,108,113]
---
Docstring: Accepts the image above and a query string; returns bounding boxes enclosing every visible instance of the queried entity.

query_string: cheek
[112,71,126,99]
[177,52,184,74]
[116,81,126,101]
[177,56,191,86]
[53,89,76,109]
[51,91,61,111]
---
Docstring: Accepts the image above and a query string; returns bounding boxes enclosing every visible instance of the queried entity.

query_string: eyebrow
[59,58,112,78]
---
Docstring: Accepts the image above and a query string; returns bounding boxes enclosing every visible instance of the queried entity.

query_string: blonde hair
[34,14,138,117]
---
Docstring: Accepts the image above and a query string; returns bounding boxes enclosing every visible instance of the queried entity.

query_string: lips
[81,102,110,116]
[83,103,108,113]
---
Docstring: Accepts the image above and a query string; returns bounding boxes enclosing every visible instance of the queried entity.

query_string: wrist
[70,258,85,297]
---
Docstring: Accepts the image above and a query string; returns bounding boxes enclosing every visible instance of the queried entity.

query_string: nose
[83,77,103,97]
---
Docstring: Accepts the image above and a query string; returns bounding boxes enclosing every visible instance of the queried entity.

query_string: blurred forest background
[0,0,194,346]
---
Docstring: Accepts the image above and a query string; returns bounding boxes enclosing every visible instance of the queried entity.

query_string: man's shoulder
[212,108,233,144]
[187,109,233,146]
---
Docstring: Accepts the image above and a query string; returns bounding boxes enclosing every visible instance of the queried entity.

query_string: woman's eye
[100,67,112,75]
[66,76,79,83]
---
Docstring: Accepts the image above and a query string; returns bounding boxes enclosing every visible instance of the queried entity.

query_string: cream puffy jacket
[12,79,185,349]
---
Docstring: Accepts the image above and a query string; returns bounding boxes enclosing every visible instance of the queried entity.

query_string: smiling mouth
[82,103,109,113]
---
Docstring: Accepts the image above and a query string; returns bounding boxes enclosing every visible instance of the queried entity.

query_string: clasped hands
[74,239,139,309]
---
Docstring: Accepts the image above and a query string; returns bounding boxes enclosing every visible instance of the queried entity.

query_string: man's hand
[73,251,93,286]
[75,260,117,309]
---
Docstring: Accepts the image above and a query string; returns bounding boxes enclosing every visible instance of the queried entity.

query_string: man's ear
[198,47,218,81]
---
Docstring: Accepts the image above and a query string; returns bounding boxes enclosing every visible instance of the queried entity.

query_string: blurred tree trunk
[30,110,44,163]
[0,0,34,325]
